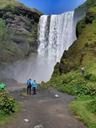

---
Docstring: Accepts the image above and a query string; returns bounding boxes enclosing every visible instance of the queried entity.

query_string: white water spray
[38,11,76,62]
[0,11,77,83]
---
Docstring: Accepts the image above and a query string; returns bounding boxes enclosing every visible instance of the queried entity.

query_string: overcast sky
[20,0,86,14]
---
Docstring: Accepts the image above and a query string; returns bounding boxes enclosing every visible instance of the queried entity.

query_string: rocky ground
[0,83,86,128]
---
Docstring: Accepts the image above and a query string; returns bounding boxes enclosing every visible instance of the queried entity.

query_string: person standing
[26,78,33,95]
[32,80,38,95]
[80,67,85,76]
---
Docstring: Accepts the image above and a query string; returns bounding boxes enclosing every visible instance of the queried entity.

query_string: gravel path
[1,87,86,128]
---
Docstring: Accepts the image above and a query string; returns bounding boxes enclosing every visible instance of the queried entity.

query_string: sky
[20,0,86,14]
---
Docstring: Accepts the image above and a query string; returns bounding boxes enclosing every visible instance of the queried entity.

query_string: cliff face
[48,1,96,127]
[53,0,96,76]
[0,0,41,65]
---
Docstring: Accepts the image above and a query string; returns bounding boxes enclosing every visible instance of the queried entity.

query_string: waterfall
[38,11,76,62]
[0,11,78,83]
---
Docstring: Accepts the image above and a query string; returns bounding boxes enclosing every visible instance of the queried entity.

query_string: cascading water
[38,11,76,63]
[0,11,78,83]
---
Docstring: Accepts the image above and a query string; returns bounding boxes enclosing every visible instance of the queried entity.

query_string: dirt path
[1,87,86,128]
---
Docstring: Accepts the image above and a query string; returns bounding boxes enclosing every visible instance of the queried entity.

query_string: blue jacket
[27,79,33,87]
[32,81,38,89]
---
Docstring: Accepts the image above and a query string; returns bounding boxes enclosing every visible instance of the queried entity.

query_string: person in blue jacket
[32,80,38,95]
[26,78,33,95]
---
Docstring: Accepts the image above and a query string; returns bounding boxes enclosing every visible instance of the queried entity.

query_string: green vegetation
[48,0,96,127]
[71,96,96,128]
[0,0,25,9]
[48,68,96,95]
[28,23,38,50]
[85,0,96,8]
[0,0,41,65]
[0,0,42,15]
[48,65,96,128]
[0,90,16,114]
[0,18,24,64]
[0,90,20,125]
[0,102,20,125]
[0,19,7,41]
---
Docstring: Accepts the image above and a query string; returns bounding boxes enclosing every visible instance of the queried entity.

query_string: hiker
[26,78,33,95]
[80,67,85,75]
[32,80,38,95]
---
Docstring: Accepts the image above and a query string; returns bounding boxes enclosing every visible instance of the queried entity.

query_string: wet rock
[34,124,44,128]
[24,118,29,123]
[54,94,59,98]
[0,5,41,65]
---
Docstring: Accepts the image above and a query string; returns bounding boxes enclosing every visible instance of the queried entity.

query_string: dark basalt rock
[0,5,41,65]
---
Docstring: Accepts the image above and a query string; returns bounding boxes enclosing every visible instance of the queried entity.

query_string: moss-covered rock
[53,0,96,76]
[0,0,41,65]
[49,1,96,127]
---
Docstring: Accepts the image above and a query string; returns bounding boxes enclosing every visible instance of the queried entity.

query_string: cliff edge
[0,0,42,66]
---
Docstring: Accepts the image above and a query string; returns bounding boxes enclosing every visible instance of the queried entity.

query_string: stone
[54,94,59,98]
[24,118,29,123]
[34,124,44,128]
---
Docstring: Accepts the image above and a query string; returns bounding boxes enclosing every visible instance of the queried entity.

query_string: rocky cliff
[0,0,41,66]
[48,1,96,126]
[53,0,96,76]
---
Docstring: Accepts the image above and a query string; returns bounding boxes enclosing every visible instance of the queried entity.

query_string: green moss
[28,23,38,47]
[76,18,86,37]
[49,1,96,127]
[89,6,96,14]
[0,0,41,64]
[87,98,96,114]
[0,0,25,9]
[85,0,96,8]
[55,19,96,75]
[0,19,7,41]
[71,96,96,128]
[0,0,42,15]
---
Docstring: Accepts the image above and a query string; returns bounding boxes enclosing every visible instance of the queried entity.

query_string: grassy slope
[0,0,42,15]
[0,0,22,7]
[48,0,96,127]
[71,96,96,128]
